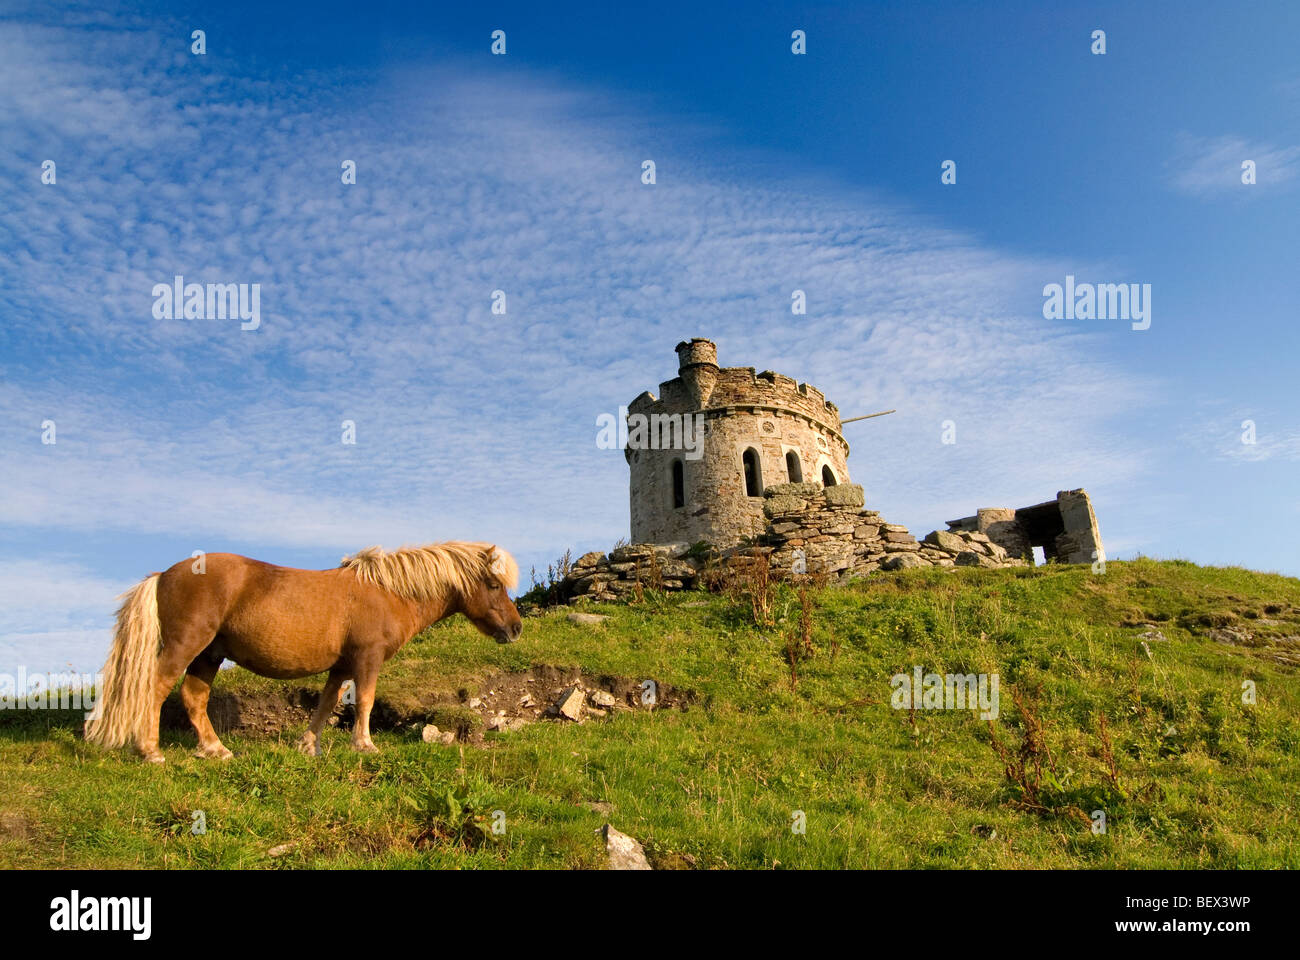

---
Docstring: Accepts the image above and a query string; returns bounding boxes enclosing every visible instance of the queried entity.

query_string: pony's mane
[339,541,519,602]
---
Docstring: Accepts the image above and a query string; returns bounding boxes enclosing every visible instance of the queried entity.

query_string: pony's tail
[84,573,162,749]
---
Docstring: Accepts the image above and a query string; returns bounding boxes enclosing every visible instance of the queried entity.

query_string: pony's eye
[485,580,500,590]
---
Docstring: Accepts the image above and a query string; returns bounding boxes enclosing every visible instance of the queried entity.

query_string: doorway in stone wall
[1016,499,1067,562]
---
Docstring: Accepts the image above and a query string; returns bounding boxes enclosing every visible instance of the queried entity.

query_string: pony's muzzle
[495,621,523,644]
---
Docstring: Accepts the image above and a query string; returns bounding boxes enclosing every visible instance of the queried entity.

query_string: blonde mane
[339,541,519,603]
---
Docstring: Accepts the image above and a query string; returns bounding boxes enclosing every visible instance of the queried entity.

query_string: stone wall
[559,482,1026,604]
[561,542,705,603]
[1054,490,1105,564]
[759,483,1025,578]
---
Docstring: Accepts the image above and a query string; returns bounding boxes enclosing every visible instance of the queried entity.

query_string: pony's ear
[487,546,509,578]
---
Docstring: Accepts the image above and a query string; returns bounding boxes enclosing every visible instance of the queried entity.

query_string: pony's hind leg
[140,619,219,763]
[297,668,347,757]
[183,651,232,759]
[140,644,198,763]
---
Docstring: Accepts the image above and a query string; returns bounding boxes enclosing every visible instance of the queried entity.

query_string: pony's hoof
[195,744,233,760]
[352,741,379,754]
[296,735,321,757]
[142,753,165,765]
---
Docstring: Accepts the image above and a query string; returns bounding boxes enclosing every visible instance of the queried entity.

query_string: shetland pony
[84,542,521,762]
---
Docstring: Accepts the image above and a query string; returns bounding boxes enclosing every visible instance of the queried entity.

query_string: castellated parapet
[626,339,851,548]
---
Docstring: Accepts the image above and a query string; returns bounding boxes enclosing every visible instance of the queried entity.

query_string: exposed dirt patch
[0,810,34,841]
[460,664,696,724]
[160,686,320,738]
[160,664,698,745]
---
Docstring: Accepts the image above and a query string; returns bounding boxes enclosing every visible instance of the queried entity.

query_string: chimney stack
[674,338,718,408]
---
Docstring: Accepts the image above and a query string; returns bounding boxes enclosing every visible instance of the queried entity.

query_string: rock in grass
[555,685,585,721]
[602,824,651,870]
[567,612,609,626]
[422,723,456,744]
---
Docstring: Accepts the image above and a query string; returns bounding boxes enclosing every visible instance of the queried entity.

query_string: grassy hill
[2,558,1298,869]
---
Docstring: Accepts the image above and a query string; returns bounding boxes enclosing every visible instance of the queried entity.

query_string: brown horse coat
[84,542,522,762]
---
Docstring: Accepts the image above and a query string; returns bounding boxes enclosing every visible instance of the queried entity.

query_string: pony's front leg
[350,654,382,753]
[297,669,347,757]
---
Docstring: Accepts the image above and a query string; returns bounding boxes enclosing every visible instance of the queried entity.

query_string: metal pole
[839,409,896,424]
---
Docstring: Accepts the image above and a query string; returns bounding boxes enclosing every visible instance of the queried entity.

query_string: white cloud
[1167,133,1300,194]
[0,559,127,632]
[1179,405,1300,464]
[0,558,133,674]
[1222,428,1300,463]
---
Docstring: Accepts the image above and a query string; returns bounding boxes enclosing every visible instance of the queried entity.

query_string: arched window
[743,448,762,497]
[785,450,802,482]
[822,464,837,487]
[671,459,685,509]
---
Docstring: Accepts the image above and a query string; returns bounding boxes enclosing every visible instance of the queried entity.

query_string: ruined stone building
[945,491,1105,567]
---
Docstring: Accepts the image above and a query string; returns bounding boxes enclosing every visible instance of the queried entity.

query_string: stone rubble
[555,482,1027,602]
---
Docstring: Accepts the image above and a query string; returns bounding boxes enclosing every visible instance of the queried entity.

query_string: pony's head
[460,545,523,643]
[340,541,523,643]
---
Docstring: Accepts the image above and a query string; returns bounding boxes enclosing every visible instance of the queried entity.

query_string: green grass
[2,558,1298,869]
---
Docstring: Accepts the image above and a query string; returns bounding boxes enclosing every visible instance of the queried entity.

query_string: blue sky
[2,0,1298,674]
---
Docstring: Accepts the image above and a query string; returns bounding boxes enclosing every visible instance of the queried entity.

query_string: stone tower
[626,338,851,547]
